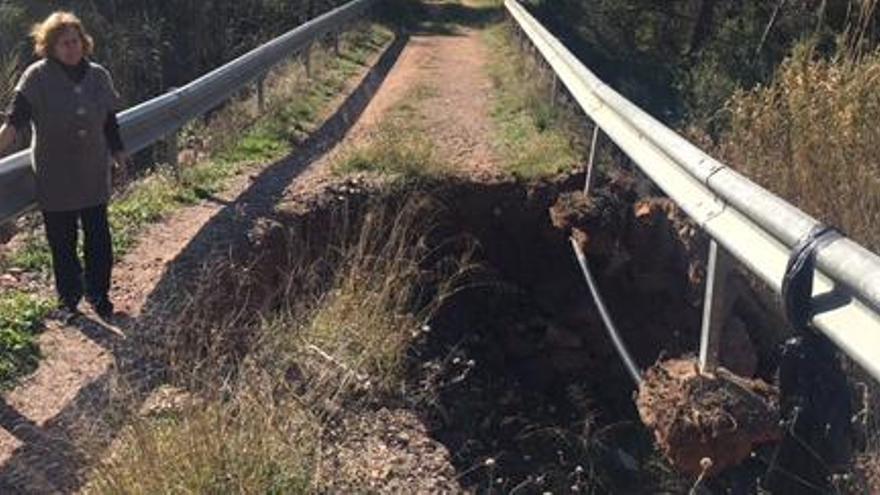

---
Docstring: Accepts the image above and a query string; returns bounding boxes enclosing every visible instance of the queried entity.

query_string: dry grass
[85,395,319,494]
[252,194,475,405]
[84,190,476,492]
[333,84,448,178]
[718,40,880,253]
[484,23,582,179]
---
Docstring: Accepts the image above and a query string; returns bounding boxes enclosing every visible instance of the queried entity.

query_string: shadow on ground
[382,0,503,36]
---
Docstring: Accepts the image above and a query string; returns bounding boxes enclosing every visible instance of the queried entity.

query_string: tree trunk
[687,0,718,57]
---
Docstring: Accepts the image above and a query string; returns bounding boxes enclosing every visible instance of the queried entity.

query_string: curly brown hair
[30,12,94,59]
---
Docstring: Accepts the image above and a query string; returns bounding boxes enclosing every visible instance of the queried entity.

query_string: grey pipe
[570,238,643,386]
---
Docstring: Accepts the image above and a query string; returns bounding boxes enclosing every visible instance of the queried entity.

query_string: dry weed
[719,40,880,253]
[87,189,478,491]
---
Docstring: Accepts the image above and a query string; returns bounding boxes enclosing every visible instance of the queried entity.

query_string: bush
[718,40,880,252]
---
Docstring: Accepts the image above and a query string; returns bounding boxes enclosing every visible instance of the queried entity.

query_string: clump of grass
[87,189,475,491]
[86,389,320,494]
[334,84,446,179]
[334,121,443,178]
[291,194,469,398]
[5,235,51,272]
[483,23,581,179]
[718,40,880,253]
[0,291,54,385]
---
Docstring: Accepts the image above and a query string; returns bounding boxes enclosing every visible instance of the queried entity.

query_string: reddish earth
[636,358,781,478]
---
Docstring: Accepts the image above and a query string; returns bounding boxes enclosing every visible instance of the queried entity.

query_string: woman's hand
[112,150,130,186]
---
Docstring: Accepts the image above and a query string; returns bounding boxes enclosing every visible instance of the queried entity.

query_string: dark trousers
[42,204,113,307]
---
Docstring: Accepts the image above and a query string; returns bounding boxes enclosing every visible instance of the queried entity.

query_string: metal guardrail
[505,0,880,382]
[0,0,375,223]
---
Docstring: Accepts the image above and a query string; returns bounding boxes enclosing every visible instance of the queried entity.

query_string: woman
[0,12,128,320]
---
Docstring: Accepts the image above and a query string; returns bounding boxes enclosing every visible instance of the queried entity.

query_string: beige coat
[15,59,120,212]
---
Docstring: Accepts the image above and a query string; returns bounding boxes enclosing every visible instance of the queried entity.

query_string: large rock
[636,358,781,478]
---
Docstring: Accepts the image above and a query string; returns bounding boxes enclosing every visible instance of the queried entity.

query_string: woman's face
[53,26,83,66]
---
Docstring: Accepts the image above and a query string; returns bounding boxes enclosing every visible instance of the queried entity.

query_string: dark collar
[48,57,90,84]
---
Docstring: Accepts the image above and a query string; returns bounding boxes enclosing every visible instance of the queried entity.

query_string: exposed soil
[636,358,781,478]
[318,408,462,493]
[214,164,786,493]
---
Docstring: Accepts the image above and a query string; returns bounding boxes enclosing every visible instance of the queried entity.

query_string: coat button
[73,86,82,94]
[77,129,87,138]
[76,107,86,116]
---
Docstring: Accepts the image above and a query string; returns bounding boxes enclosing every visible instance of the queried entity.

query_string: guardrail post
[256,75,266,113]
[333,30,341,57]
[584,124,600,195]
[165,87,181,182]
[304,43,313,78]
[166,130,180,181]
[699,240,734,374]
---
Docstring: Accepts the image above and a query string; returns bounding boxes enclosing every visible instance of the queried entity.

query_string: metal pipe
[584,124,599,195]
[699,240,733,374]
[570,237,643,386]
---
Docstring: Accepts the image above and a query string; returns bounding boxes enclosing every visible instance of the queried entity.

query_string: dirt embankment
[208,165,790,492]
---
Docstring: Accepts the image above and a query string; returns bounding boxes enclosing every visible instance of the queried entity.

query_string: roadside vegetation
[714,29,880,488]
[0,0,352,116]
[0,22,394,388]
[526,0,880,251]
[86,190,475,493]
[333,84,448,179]
[483,22,581,179]
[0,291,53,385]
[716,39,880,253]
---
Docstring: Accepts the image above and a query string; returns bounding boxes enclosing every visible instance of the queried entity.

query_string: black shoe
[88,297,115,320]
[56,304,82,324]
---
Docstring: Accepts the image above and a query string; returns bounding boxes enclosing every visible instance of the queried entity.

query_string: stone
[636,358,781,478]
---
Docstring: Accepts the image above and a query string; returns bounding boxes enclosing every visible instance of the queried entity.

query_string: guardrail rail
[0,0,375,223]
[504,0,880,383]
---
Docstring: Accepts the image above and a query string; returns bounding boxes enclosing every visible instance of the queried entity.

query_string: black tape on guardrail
[765,224,852,493]
[781,224,841,331]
